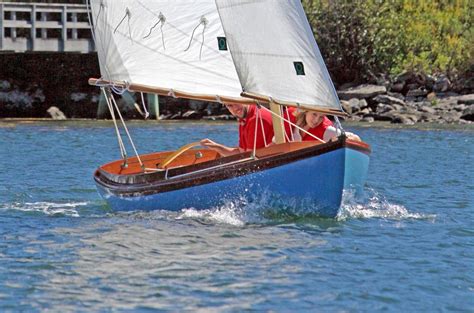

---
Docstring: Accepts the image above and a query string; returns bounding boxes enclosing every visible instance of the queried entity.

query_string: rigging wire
[102,87,128,162]
[252,106,260,159]
[255,106,267,147]
[259,105,325,143]
[283,106,294,142]
[109,92,145,170]
[334,116,345,136]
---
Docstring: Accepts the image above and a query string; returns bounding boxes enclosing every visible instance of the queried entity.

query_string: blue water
[0,120,473,312]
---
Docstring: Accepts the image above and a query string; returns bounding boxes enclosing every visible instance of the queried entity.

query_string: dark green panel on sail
[217,37,227,51]
[294,62,305,75]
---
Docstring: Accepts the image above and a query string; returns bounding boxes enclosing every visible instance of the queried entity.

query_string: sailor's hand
[346,132,361,142]
[200,138,220,148]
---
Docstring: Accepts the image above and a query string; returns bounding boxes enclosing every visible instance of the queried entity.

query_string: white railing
[0,2,94,53]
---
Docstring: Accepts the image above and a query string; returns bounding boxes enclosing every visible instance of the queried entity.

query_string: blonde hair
[295,110,308,128]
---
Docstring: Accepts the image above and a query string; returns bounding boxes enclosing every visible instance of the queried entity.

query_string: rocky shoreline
[1,53,472,124]
[156,71,474,125]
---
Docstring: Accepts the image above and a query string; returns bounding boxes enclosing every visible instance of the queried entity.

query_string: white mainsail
[215,0,343,113]
[89,0,245,102]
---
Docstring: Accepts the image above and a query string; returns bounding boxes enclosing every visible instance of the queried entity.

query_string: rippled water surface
[0,120,473,312]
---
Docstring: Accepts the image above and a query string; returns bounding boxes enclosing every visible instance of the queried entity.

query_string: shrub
[303,0,473,85]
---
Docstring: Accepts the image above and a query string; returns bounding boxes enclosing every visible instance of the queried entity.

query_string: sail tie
[215,95,222,104]
[139,92,150,119]
[143,12,166,50]
[184,16,208,60]
[110,80,130,95]
[114,7,132,43]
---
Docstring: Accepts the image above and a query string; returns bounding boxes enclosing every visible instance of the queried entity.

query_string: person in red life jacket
[292,110,361,142]
[200,103,274,156]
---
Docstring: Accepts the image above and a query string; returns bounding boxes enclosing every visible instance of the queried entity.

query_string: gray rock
[454,104,467,112]
[0,90,33,109]
[375,103,391,114]
[188,100,208,111]
[387,92,405,100]
[394,71,414,83]
[433,76,451,92]
[71,92,87,102]
[337,84,387,100]
[419,113,439,123]
[0,80,11,91]
[348,98,364,111]
[406,89,428,97]
[436,94,474,106]
[391,113,418,125]
[170,113,182,120]
[373,94,405,106]
[205,103,221,115]
[419,106,436,114]
[361,116,374,123]
[349,115,362,122]
[457,94,474,105]
[359,99,368,108]
[375,110,395,121]
[440,111,462,123]
[340,100,352,114]
[159,114,173,120]
[33,89,45,103]
[390,82,405,93]
[356,108,371,116]
[182,110,201,119]
[47,106,67,120]
[425,75,435,90]
[434,99,456,110]
[461,106,474,121]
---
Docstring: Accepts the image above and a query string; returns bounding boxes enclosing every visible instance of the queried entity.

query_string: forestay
[89,0,244,101]
[215,0,342,113]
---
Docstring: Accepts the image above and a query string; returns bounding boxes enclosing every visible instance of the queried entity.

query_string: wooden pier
[0,2,94,53]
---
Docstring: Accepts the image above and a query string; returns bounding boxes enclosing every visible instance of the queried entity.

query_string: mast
[269,102,285,144]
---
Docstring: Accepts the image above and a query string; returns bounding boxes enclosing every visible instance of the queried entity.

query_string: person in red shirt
[201,103,274,156]
[292,110,360,142]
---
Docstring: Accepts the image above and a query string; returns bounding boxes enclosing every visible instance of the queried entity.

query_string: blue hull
[95,140,370,218]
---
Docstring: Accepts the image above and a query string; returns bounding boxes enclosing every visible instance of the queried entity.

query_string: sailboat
[88,0,371,217]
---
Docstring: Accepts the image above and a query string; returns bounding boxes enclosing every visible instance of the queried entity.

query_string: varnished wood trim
[344,139,371,154]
